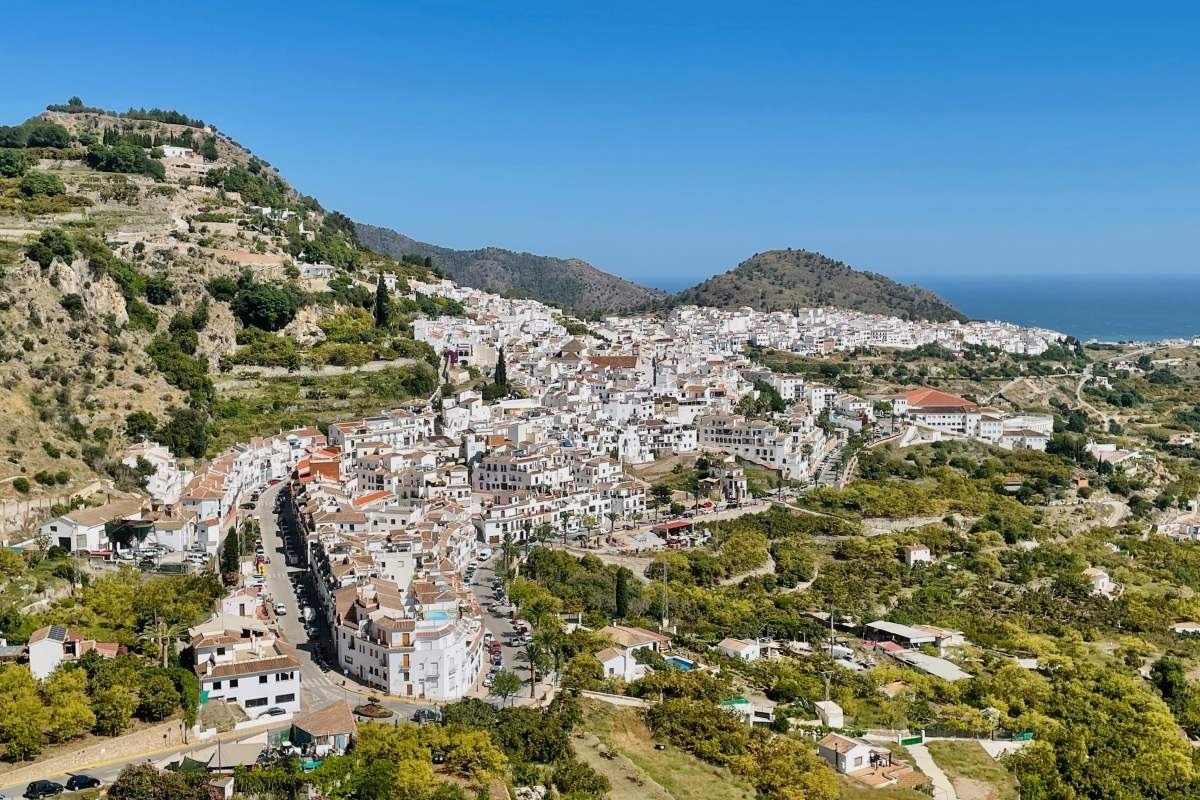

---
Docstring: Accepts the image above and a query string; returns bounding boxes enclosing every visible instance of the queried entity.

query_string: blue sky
[2,2,1196,288]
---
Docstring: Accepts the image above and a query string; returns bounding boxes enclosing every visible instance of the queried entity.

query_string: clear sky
[1,1,1196,288]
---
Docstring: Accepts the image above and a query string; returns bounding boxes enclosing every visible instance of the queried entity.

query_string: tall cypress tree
[373,273,389,328]
[494,345,507,388]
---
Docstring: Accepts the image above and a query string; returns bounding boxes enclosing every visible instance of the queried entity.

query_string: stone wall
[0,720,186,786]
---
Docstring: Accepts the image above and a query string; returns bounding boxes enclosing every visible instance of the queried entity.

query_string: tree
[491,669,521,705]
[444,728,508,779]
[19,170,65,197]
[157,407,210,458]
[199,136,219,162]
[144,274,177,305]
[651,483,673,517]
[615,567,631,618]
[551,758,610,799]
[140,616,189,669]
[373,274,390,328]
[25,122,70,148]
[230,282,300,331]
[125,410,158,441]
[0,148,27,177]
[0,664,49,759]
[92,684,139,735]
[108,764,210,800]
[220,528,240,577]
[494,346,507,388]
[25,227,74,269]
[519,642,544,696]
[561,653,604,691]
[138,674,180,720]
[44,667,96,742]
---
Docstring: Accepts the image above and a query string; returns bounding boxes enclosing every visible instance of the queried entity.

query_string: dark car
[24,780,64,799]
[256,706,288,719]
[412,708,442,724]
[65,775,100,791]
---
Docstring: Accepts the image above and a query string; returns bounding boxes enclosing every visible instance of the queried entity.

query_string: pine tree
[373,273,390,328]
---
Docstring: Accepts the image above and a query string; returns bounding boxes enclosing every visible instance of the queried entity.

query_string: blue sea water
[910,274,1200,342]
[649,272,1200,342]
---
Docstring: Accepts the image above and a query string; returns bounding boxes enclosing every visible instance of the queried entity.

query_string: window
[277,671,293,681]
[258,675,268,684]
[212,681,222,690]
[229,679,239,688]
[216,647,226,656]
[245,697,268,708]
[275,693,295,704]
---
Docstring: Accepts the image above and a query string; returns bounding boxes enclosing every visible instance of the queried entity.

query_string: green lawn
[927,740,1018,800]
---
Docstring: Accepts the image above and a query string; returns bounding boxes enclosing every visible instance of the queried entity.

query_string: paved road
[468,556,534,697]
[0,725,289,799]
[256,482,351,711]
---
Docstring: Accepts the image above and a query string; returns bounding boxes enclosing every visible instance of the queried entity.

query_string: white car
[274,603,287,615]
[477,548,492,561]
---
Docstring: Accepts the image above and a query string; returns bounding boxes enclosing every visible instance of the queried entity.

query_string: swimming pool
[665,655,694,671]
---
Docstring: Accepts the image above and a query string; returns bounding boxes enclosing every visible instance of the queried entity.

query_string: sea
[649,273,1200,343]
[910,274,1200,343]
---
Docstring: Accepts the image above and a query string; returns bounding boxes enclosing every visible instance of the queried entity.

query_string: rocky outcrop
[57,258,128,325]
[282,305,326,346]
[197,301,239,363]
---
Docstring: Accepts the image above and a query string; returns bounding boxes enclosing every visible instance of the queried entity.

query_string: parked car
[274,603,287,615]
[477,548,492,561]
[23,781,63,799]
[412,708,442,724]
[65,775,100,791]
[257,706,288,719]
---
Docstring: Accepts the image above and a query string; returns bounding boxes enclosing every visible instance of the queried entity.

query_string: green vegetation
[678,249,965,321]
[205,162,287,208]
[208,363,437,453]
[0,559,221,760]
[18,170,64,197]
[0,120,70,149]
[84,143,165,180]
[926,741,1017,800]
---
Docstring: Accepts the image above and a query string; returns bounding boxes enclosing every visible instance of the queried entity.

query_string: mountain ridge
[355,223,668,316]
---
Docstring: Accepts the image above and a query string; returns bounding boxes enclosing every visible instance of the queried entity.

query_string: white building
[190,614,302,716]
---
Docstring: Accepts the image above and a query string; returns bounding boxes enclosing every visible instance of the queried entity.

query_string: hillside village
[6,101,1200,800]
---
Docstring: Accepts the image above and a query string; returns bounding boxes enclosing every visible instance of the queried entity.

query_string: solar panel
[48,624,68,642]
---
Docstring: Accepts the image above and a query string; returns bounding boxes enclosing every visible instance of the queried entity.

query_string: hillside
[356,222,668,315]
[0,100,448,515]
[676,249,965,322]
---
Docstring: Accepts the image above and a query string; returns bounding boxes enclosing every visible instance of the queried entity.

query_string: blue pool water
[426,611,451,620]
[665,656,694,671]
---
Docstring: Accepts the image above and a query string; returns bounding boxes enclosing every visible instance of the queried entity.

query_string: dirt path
[719,552,775,585]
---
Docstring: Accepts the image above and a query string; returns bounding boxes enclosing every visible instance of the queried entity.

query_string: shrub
[60,293,84,318]
[0,148,27,177]
[230,282,301,331]
[144,273,177,305]
[25,228,74,269]
[19,170,65,197]
[12,477,30,493]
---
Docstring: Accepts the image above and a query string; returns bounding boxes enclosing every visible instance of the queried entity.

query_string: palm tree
[500,531,515,578]
[519,642,543,697]
[139,614,189,668]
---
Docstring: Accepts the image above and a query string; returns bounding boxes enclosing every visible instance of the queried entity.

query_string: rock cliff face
[196,302,238,363]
